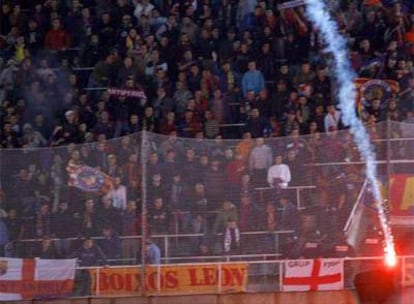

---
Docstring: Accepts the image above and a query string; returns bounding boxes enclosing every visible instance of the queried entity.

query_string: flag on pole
[0,258,76,301]
[282,259,344,291]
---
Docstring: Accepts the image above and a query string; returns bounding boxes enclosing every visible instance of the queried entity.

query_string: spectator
[324,104,342,133]
[52,201,73,257]
[121,200,141,262]
[248,137,273,186]
[96,196,122,234]
[241,60,265,97]
[223,218,241,255]
[167,172,189,232]
[69,237,108,296]
[4,209,24,247]
[104,176,127,210]
[238,194,260,232]
[267,154,292,189]
[278,195,300,232]
[35,202,52,238]
[147,197,169,234]
[0,216,9,257]
[235,132,254,161]
[204,159,226,209]
[44,18,71,52]
[31,235,59,259]
[99,225,121,264]
[213,200,238,234]
[145,239,161,265]
[77,198,98,237]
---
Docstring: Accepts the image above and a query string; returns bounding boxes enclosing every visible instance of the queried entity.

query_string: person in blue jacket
[241,60,265,97]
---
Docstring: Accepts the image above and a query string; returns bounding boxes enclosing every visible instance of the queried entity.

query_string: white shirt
[105,185,127,210]
[324,110,341,131]
[267,164,291,188]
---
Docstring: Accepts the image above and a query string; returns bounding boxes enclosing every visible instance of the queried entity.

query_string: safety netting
[0,120,413,264]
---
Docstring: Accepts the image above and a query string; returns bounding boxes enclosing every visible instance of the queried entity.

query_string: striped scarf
[224,227,240,253]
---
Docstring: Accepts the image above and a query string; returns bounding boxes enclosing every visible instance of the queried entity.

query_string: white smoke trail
[305,0,396,262]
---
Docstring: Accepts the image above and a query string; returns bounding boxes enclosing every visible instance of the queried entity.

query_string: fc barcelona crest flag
[66,162,114,194]
[353,78,400,117]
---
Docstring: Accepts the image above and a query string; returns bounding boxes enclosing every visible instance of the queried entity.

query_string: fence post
[164,235,169,264]
[96,266,100,296]
[157,264,161,293]
[140,131,148,296]
[278,261,284,292]
[218,263,222,294]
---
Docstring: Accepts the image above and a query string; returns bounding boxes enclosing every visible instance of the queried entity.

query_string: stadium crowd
[1,0,414,265]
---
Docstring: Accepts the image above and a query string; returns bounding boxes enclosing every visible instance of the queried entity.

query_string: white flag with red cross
[0,258,76,301]
[282,259,344,292]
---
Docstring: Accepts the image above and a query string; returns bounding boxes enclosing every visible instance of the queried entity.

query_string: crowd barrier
[74,255,414,297]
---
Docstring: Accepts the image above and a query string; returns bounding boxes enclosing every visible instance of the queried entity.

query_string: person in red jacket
[44,18,71,51]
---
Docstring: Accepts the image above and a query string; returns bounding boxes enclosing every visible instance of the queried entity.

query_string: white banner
[0,258,76,300]
[282,259,344,292]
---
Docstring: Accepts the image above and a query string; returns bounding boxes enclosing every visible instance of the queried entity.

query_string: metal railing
[13,229,295,263]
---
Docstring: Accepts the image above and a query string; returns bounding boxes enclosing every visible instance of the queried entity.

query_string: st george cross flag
[0,258,76,301]
[282,259,344,292]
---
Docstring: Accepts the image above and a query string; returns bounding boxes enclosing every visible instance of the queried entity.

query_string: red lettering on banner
[203,267,217,285]
[188,268,204,286]
[111,273,124,290]
[165,271,178,288]
[124,273,131,290]
[146,271,157,290]
[98,272,109,291]
[283,260,341,291]
[229,268,245,286]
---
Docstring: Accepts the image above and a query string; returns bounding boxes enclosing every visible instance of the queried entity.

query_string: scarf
[224,226,240,253]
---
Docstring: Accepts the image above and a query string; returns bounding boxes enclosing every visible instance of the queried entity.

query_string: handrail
[254,185,316,209]
[310,159,414,166]
[14,229,295,243]
[255,185,316,190]
[74,254,414,269]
